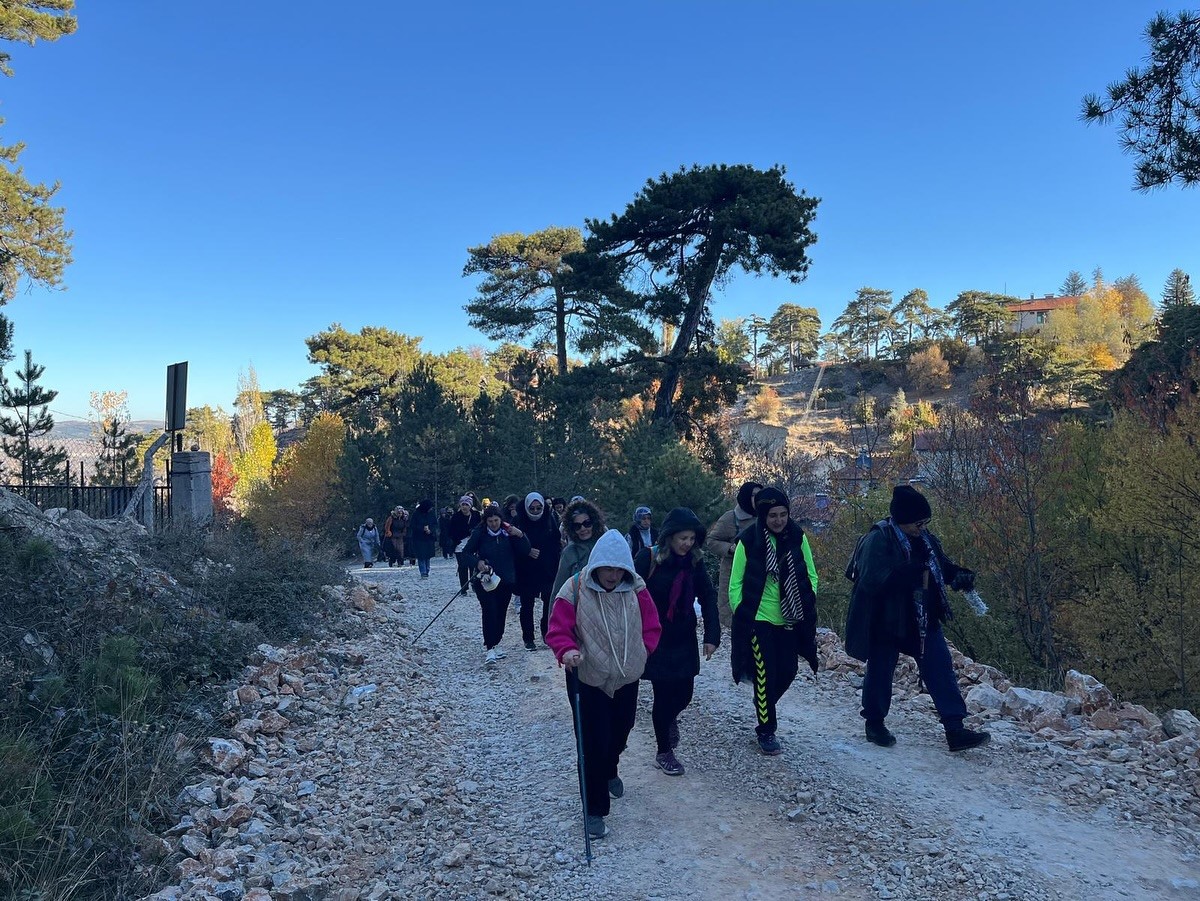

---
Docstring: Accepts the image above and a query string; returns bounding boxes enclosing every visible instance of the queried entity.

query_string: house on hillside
[1006,294,1079,333]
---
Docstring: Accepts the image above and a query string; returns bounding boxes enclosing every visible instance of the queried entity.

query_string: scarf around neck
[665,553,694,623]
[764,527,806,626]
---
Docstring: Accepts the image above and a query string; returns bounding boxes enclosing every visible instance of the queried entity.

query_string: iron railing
[1,483,172,524]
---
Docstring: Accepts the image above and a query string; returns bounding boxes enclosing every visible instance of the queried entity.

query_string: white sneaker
[486,649,498,664]
[494,649,507,660]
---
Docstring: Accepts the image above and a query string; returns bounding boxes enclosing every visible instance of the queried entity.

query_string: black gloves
[951,569,976,592]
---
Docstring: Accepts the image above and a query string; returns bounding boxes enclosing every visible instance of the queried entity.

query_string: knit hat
[459,495,473,507]
[889,485,932,525]
[634,506,652,520]
[736,481,763,515]
[753,487,790,523]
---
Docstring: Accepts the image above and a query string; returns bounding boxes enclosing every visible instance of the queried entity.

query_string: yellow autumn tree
[245,413,345,534]
[1043,276,1156,371]
[231,420,277,510]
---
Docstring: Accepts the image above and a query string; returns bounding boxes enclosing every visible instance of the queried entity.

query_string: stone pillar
[170,451,213,526]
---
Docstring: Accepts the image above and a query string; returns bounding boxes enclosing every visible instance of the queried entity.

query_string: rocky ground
[147,558,1200,901]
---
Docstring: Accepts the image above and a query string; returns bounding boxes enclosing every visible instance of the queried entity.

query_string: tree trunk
[554,285,568,377]
[652,237,724,423]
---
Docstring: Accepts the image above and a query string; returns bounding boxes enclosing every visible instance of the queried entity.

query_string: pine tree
[89,389,138,486]
[0,349,66,486]
[1162,269,1196,308]
[1060,271,1088,296]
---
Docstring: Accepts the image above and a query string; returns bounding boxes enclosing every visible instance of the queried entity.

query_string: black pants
[455,552,471,590]
[474,584,512,650]
[750,621,800,737]
[861,623,968,730]
[383,540,400,565]
[519,581,553,643]
[566,672,638,818]
[650,678,694,753]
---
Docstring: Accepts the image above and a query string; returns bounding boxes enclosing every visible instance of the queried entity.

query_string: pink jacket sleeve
[637,588,662,655]
[545,595,578,663]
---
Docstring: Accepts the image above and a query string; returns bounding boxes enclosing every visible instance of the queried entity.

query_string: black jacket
[626,524,659,557]
[844,520,964,660]
[448,509,481,548]
[461,525,531,588]
[634,550,719,681]
[438,512,455,551]
[514,510,562,594]
[408,507,438,558]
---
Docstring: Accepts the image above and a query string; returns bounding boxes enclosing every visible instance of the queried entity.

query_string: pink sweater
[546,587,662,664]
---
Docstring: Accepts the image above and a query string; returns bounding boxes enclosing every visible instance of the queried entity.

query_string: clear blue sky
[2,1,1195,421]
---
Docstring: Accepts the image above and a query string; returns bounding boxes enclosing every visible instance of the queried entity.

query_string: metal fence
[1,483,172,525]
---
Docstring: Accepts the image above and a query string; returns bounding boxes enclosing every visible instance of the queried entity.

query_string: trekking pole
[569,668,593,865]
[412,582,469,644]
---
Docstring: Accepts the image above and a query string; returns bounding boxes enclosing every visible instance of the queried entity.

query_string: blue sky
[1,1,1195,421]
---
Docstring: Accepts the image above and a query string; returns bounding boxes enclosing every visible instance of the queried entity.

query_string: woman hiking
[461,504,531,664]
[552,498,606,597]
[546,529,661,840]
[408,499,438,579]
[634,507,720,776]
[356,518,381,568]
[728,487,819,756]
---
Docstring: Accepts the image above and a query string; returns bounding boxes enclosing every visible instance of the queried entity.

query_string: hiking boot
[865,721,897,747]
[655,751,685,775]
[585,814,607,838]
[947,728,991,752]
[668,719,680,750]
[485,649,498,665]
[757,733,783,756]
[607,776,624,798]
[524,640,537,651]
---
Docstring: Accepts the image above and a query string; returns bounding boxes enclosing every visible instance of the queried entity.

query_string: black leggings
[455,552,472,590]
[566,672,638,819]
[475,584,513,649]
[650,678,694,753]
[519,582,553,643]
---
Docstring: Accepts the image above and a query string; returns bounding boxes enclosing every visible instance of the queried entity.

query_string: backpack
[844,519,891,583]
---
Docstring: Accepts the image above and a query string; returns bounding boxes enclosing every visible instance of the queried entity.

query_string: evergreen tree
[0,349,66,486]
[1162,268,1196,308]
[1060,270,1088,296]
[767,303,821,369]
[946,290,1016,344]
[832,288,894,359]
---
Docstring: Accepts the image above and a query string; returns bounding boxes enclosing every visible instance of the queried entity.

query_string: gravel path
[150,557,1200,900]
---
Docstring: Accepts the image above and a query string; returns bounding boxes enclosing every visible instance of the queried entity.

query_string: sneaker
[865,721,897,748]
[654,751,685,776]
[946,728,991,752]
[494,649,507,660]
[668,719,680,750]
[585,814,607,838]
[485,649,498,664]
[757,733,783,756]
[524,640,537,651]
[607,776,624,798]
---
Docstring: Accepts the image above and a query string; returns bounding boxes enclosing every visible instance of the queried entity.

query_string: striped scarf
[764,528,806,626]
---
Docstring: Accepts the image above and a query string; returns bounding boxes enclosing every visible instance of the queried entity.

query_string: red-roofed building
[1006,294,1080,332]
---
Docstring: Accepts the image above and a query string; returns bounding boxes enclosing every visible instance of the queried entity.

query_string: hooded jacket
[705,500,757,623]
[515,492,562,593]
[461,522,532,587]
[546,530,662,697]
[634,507,720,681]
[408,503,438,559]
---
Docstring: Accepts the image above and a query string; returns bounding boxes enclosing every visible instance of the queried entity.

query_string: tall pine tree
[1162,269,1196,308]
[0,349,66,486]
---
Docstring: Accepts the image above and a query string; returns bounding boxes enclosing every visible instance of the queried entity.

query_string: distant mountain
[51,420,164,440]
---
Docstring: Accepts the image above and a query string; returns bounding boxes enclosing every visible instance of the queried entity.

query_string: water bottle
[963,589,988,616]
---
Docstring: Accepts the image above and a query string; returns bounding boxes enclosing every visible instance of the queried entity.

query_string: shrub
[748,386,783,422]
[81,637,160,721]
[907,345,952,394]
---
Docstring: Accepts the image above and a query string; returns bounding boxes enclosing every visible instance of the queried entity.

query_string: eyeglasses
[571,519,593,530]
[915,518,931,527]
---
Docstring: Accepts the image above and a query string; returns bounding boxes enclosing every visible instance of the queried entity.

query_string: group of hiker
[367,482,992,842]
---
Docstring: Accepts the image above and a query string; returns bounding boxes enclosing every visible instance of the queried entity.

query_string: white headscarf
[525,491,545,521]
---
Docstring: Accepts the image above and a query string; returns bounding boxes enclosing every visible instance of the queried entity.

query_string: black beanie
[890,485,932,525]
[736,481,764,514]
[754,487,790,522]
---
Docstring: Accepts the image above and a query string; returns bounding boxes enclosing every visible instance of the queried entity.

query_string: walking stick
[569,668,593,865]
[412,582,469,645]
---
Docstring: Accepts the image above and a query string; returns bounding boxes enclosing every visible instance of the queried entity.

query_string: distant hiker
[553,499,607,597]
[546,529,662,840]
[502,494,522,523]
[383,506,408,567]
[729,487,819,756]
[844,485,990,752]
[438,506,456,559]
[449,496,482,591]
[461,505,531,664]
[551,497,567,519]
[356,518,381,568]
[706,481,763,628]
[626,505,658,558]
[514,491,562,650]
[634,507,720,776]
[409,499,438,579]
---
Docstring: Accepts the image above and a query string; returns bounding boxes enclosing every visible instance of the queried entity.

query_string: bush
[907,345,952,394]
[748,386,783,422]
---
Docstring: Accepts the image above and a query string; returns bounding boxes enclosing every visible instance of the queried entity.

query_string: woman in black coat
[461,505,531,664]
[633,507,719,776]
[513,492,562,650]
[449,495,482,591]
[408,499,439,578]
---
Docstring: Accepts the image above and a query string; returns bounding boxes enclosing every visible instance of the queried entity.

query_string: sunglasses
[571,519,594,530]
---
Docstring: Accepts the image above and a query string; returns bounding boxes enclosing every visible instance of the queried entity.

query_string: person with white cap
[448,495,482,591]
[514,491,562,650]
[626,505,658,558]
